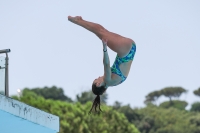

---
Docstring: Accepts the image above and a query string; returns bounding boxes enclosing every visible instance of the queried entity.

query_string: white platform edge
[0,94,59,132]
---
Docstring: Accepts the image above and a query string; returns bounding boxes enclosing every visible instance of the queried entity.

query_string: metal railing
[0,49,10,96]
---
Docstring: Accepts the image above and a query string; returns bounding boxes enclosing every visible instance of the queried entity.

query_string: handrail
[0,49,10,54]
[0,49,11,97]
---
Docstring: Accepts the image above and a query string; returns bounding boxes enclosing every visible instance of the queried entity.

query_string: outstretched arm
[102,39,112,84]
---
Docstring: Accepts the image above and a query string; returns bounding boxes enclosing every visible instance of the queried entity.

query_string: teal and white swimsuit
[111,42,136,85]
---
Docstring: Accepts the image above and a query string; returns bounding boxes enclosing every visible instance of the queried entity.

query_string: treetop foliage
[194,88,200,97]
[24,86,73,102]
[161,87,187,99]
[145,87,187,104]
[10,85,200,133]
[159,100,188,110]
[13,89,139,133]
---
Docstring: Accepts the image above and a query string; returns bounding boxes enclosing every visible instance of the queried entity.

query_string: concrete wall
[0,94,59,133]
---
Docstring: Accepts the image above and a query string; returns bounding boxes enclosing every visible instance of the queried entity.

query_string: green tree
[161,87,187,103]
[112,102,155,133]
[113,102,200,133]
[113,101,122,110]
[189,115,200,132]
[24,86,73,102]
[12,90,139,133]
[159,100,188,110]
[190,102,200,112]
[137,106,200,133]
[113,103,141,123]
[194,88,200,97]
[76,90,108,104]
[144,91,162,105]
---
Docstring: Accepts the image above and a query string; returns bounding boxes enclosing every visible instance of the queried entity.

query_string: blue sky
[0,0,200,109]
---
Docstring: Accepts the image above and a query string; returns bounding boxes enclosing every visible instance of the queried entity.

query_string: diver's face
[93,76,104,87]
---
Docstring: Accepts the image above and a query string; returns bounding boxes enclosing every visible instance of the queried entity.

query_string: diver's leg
[68,16,107,39]
[68,16,134,57]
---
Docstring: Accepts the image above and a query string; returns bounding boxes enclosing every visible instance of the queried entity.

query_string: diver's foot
[68,16,82,24]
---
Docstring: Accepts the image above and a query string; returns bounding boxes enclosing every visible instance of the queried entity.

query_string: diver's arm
[102,40,112,83]
[103,45,110,65]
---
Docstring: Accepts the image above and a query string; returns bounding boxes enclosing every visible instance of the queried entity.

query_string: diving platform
[0,94,59,133]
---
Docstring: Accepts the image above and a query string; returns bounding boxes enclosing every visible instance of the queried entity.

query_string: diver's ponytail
[89,95,102,114]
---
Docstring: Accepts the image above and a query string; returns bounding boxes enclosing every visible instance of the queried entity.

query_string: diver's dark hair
[89,84,107,114]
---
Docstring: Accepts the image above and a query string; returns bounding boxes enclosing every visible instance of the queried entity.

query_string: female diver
[68,16,136,113]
